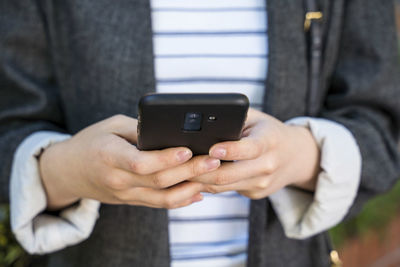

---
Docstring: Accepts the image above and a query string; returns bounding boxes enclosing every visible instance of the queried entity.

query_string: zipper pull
[330,250,343,267]
[304,11,323,32]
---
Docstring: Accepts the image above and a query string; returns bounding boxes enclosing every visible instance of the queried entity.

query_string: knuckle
[113,191,130,203]
[214,173,230,185]
[255,179,269,190]
[190,158,204,177]
[226,146,240,159]
[156,153,173,169]
[248,191,265,200]
[104,175,126,191]
[150,173,168,189]
[205,184,219,194]
[130,158,148,175]
[263,159,277,174]
[163,195,178,209]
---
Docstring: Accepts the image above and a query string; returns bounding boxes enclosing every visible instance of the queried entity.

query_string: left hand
[191,108,320,199]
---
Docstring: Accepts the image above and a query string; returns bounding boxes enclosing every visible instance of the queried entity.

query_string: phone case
[137,93,249,155]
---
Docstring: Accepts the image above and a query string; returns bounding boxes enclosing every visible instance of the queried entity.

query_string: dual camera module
[183,112,216,131]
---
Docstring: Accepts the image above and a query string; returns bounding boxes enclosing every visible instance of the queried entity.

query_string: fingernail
[177,150,192,162]
[210,147,226,158]
[205,158,220,170]
[191,193,203,203]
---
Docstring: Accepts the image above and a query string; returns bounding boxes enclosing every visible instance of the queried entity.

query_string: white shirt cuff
[10,131,101,254]
[269,117,362,239]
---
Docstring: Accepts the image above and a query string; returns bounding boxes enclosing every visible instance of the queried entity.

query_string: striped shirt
[150,0,268,266]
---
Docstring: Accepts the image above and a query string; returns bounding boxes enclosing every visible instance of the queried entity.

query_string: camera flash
[208,116,217,121]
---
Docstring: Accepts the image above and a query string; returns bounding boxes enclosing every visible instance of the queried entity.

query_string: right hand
[39,115,220,210]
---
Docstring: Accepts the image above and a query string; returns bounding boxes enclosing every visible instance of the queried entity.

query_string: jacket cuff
[10,131,100,254]
[269,117,362,239]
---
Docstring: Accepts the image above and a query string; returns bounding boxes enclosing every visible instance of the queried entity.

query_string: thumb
[103,114,138,144]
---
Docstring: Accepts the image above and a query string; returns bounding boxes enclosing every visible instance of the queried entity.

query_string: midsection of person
[151,0,267,265]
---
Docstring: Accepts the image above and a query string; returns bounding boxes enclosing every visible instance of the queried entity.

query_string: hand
[39,115,220,210]
[191,109,320,199]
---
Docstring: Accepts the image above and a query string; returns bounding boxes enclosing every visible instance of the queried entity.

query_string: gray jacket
[1,0,399,266]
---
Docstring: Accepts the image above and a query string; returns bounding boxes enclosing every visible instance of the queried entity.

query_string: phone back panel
[137,93,249,155]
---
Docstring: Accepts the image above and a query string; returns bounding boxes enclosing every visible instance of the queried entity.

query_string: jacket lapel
[263,0,309,120]
[248,0,309,264]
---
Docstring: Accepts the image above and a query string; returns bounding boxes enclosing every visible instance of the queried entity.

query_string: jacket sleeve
[0,1,66,203]
[320,0,400,219]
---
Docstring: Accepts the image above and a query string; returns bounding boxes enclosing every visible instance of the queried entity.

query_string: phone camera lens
[189,113,200,119]
[183,112,202,131]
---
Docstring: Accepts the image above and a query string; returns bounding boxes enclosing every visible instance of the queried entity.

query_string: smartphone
[137,93,249,155]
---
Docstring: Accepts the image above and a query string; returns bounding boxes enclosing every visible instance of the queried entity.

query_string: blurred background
[1,3,400,267]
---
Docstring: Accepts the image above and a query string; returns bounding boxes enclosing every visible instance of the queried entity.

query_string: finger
[192,153,277,185]
[103,137,193,174]
[103,151,219,190]
[209,135,265,161]
[204,175,272,196]
[143,155,220,189]
[245,108,273,124]
[238,177,282,199]
[102,168,156,191]
[118,182,205,209]
[190,159,260,185]
[103,114,139,144]
[128,147,194,175]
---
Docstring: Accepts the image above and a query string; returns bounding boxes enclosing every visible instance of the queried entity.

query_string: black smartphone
[137,93,249,155]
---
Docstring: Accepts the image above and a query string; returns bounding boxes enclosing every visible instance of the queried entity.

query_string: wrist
[39,141,80,210]
[288,125,320,191]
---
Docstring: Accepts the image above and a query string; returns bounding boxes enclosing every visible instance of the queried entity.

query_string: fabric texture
[1,0,399,266]
[270,117,361,239]
[10,131,100,254]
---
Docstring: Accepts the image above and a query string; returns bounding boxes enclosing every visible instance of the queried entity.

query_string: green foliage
[330,180,400,248]
[0,205,30,267]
